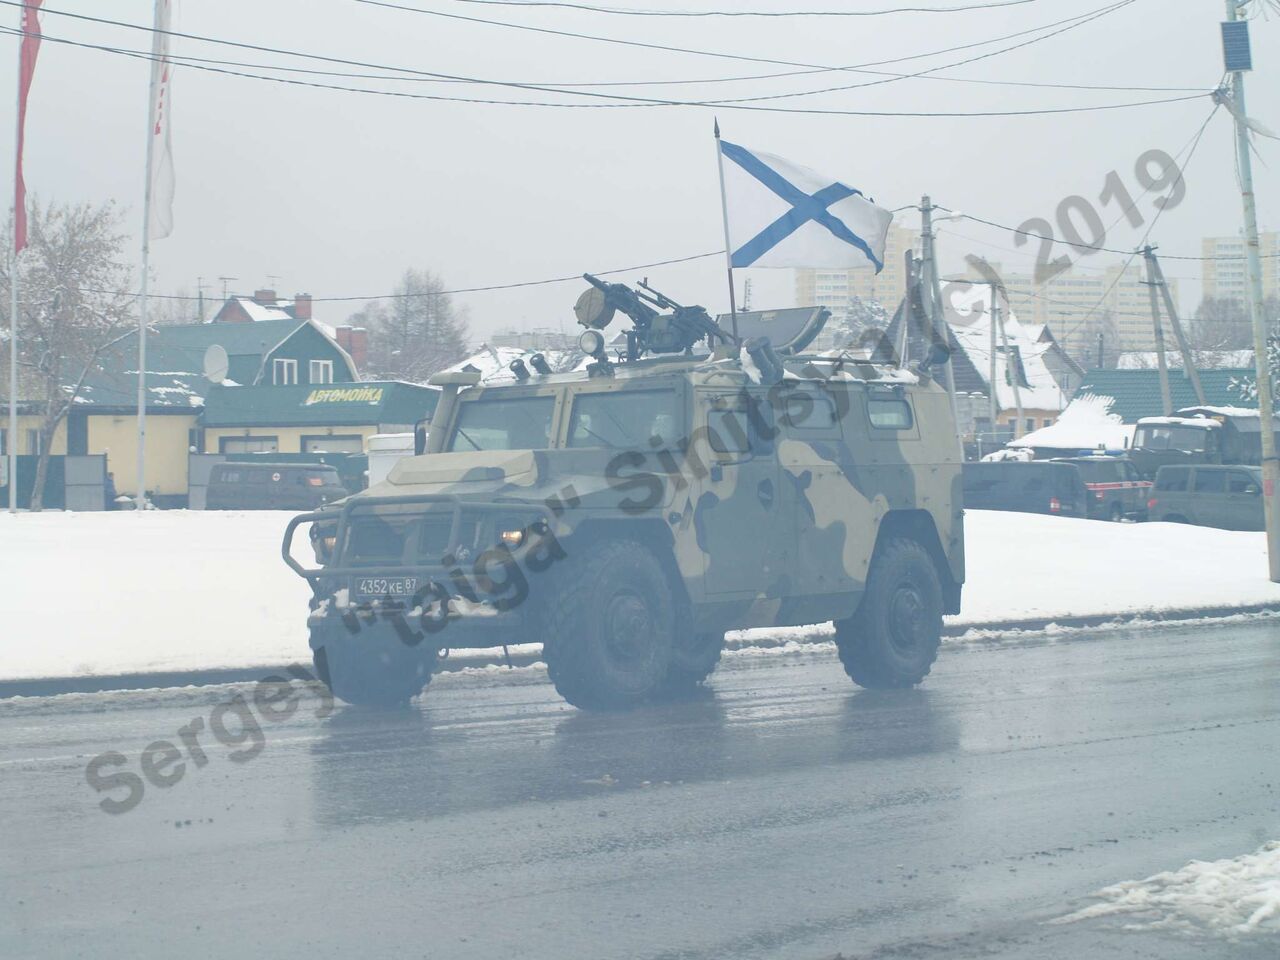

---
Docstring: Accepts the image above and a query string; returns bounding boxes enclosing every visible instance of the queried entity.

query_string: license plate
[354,576,420,600]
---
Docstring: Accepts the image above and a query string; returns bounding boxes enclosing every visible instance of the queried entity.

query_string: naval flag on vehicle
[715,130,892,273]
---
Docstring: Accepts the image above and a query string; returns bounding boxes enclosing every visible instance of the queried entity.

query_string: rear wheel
[1109,503,1124,522]
[544,540,675,710]
[835,538,943,689]
[311,623,435,707]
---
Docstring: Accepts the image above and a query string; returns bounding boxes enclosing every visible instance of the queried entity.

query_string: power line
[360,0,1201,94]
[70,251,726,304]
[7,20,1208,117]
[1057,103,1221,345]
[436,0,1049,16]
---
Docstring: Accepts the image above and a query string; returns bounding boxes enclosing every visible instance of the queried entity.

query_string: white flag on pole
[718,139,891,272]
[147,0,176,240]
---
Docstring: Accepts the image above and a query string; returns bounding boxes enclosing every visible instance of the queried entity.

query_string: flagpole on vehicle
[713,120,740,341]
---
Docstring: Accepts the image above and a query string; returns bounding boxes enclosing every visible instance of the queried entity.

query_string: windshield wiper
[453,427,481,451]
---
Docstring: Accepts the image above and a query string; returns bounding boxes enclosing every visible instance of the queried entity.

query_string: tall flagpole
[713,120,739,341]
[134,0,164,511]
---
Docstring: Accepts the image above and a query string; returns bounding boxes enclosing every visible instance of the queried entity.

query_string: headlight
[499,529,525,547]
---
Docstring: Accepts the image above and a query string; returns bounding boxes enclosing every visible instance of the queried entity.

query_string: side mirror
[414,419,429,456]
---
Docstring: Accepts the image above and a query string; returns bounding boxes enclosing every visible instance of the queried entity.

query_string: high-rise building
[968,260,1179,362]
[1201,231,1279,303]
[794,225,918,325]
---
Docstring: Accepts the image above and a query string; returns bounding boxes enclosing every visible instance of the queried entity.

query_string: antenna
[217,276,238,301]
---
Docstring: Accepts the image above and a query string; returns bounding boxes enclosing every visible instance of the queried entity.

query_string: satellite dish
[203,344,229,384]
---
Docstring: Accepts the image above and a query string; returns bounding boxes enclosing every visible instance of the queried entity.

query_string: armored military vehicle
[282,276,965,708]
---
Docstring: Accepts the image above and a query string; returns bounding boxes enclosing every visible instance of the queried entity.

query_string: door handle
[757,478,774,508]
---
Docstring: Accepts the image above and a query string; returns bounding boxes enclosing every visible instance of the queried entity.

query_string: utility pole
[920,196,962,452]
[1142,245,1174,416]
[1097,331,1105,370]
[988,281,999,449]
[995,294,1024,439]
[1223,1,1279,582]
[196,276,206,323]
[1146,250,1206,404]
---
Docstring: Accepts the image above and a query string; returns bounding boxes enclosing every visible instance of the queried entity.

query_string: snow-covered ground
[1,509,1278,682]
[1053,841,1280,939]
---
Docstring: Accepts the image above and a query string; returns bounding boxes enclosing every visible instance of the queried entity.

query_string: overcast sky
[2,0,1277,340]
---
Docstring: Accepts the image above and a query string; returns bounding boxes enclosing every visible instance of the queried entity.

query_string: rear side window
[867,398,913,430]
[1193,470,1226,493]
[1228,472,1256,494]
[1156,468,1189,491]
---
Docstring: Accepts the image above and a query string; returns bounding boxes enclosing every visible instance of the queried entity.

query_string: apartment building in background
[968,261,1179,363]
[1201,231,1279,303]
[794,224,919,326]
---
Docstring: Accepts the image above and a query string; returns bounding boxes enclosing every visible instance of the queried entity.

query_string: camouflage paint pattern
[293,351,964,646]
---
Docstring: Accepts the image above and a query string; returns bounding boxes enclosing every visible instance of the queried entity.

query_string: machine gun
[575,274,735,364]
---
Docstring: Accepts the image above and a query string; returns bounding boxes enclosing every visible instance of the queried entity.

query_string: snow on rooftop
[1009,394,1133,451]
[441,344,588,385]
[946,283,1067,412]
[233,296,294,323]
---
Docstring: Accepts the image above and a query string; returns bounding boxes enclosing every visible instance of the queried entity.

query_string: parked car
[205,462,347,511]
[1146,465,1265,531]
[961,461,1090,518]
[1051,456,1151,521]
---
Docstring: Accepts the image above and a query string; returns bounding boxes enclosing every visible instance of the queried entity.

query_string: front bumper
[285,493,556,650]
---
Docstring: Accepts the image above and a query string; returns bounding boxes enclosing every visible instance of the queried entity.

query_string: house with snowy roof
[0,308,432,508]
[876,280,1082,450]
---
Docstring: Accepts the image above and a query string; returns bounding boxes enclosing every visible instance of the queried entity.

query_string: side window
[1193,470,1226,494]
[1156,468,1188,492]
[777,388,840,436]
[867,397,913,430]
[1228,472,1256,494]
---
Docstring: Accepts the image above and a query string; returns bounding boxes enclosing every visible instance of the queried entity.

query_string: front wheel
[835,538,943,689]
[544,540,675,710]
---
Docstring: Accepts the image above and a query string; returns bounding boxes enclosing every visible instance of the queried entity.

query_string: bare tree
[359,269,470,382]
[1,200,135,510]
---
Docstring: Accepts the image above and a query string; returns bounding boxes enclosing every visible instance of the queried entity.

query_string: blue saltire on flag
[719,139,892,273]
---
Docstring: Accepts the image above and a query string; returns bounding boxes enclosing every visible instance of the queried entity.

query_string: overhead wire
[3,22,1208,117]
[358,0,1204,93]
[435,0,1050,16]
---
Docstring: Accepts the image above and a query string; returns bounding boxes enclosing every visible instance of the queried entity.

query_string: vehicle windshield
[447,396,556,451]
[1134,424,1209,452]
[567,389,680,449]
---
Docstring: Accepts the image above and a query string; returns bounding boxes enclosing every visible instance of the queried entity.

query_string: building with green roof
[1073,368,1256,423]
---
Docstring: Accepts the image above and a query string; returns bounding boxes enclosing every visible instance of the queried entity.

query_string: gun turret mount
[576,274,734,362]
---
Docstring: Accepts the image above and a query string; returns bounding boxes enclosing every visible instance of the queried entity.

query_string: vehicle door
[1224,470,1264,531]
[774,382,860,597]
[1190,468,1228,527]
[1120,460,1150,518]
[695,389,787,596]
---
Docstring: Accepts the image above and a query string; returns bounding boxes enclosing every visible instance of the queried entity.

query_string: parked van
[1051,456,1151,521]
[961,461,1090,518]
[1146,465,1265,531]
[205,462,347,511]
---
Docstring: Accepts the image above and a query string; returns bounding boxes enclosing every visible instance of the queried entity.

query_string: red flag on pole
[14,0,44,255]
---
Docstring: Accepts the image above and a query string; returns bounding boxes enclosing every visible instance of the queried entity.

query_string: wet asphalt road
[2,619,1279,960]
